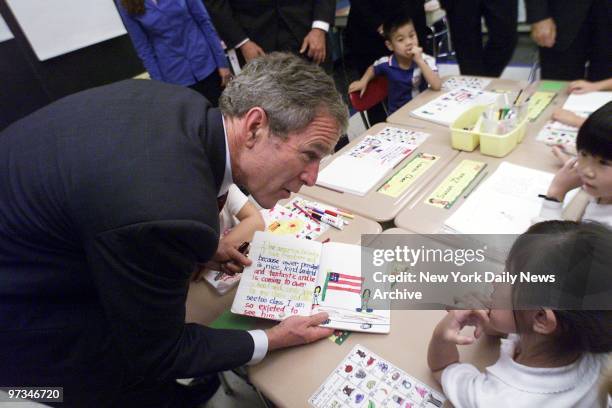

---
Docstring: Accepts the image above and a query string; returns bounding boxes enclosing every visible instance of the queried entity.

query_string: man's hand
[240,40,265,62]
[265,312,334,351]
[568,80,599,94]
[300,28,326,64]
[218,67,232,88]
[531,18,556,48]
[547,157,582,202]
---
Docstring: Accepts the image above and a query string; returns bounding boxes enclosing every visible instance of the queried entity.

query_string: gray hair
[219,52,348,138]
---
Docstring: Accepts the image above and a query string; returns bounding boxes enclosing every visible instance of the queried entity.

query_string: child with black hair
[428,220,612,407]
[348,14,441,115]
[536,102,612,226]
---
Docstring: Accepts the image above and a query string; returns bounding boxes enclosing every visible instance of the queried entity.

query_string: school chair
[425,1,454,59]
[349,75,388,129]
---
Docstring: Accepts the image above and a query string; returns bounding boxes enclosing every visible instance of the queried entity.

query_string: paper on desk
[562,91,612,114]
[425,159,487,209]
[527,91,556,121]
[442,76,491,91]
[444,162,554,234]
[316,127,430,196]
[410,88,500,126]
[378,152,439,198]
[309,344,446,408]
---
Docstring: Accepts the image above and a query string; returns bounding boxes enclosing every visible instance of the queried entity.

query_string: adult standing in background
[0,53,347,407]
[440,0,518,77]
[204,0,335,67]
[116,0,231,106]
[526,0,611,81]
[345,0,427,124]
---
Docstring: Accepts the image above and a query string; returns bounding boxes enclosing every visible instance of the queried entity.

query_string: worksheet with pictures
[410,88,499,126]
[309,344,445,408]
[316,127,429,196]
[442,76,491,91]
[261,197,330,240]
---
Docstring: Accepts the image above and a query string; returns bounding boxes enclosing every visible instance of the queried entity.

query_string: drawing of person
[312,285,321,308]
[356,288,373,313]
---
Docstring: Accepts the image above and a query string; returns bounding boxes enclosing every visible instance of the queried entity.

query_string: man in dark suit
[441,0,518,77]
[204,0,335,65]
[0,53,348,407]
[526,0,611,80]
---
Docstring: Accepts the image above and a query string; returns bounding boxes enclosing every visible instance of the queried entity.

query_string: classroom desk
[248,228,500,408]
[185,194,382,325]
[298,122,460,223]
[393,145,562,234]
[386,78,570,148]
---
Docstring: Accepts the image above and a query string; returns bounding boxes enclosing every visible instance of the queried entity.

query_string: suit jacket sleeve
[204,0,248,49]
[525,0,551,23]
[115,2,163,80]
[85,219,254,380]
[313,0,336,26]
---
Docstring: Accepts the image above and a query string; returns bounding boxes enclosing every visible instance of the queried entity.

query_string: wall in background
[0,0,143,130]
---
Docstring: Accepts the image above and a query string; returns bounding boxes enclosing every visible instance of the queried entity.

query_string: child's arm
[412,47,442,91]
[427,310,489,383]
[568,78,612,94]
[552,108,586,128]
[222,201,265,248]
[212,201,264,275]
[546,157,582,202]
[348,65,376,97]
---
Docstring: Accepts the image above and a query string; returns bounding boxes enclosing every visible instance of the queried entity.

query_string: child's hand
[410,46,424,62]
[568,80,599,94]
[209,239,251,275]
[547,157,582,201]
[349,80,368,97]
[551,145,575,166]
[435,310,490,345]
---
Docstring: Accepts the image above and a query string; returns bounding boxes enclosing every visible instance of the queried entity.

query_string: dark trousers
[443,0,518,77]
[539,0,612,81]
[189,70,223,106]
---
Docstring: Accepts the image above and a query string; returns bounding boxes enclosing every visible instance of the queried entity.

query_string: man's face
[244,113,339,208]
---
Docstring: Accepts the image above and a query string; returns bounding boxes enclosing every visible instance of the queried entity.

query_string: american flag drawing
[322,272,363,300]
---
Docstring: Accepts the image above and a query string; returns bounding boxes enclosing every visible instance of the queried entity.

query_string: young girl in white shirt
[428,220,612,407]
[537,102,612,226]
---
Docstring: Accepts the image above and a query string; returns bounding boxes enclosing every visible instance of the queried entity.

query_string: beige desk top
[248,228,499,408]
[299,122,460,222]
[393,145,562,234]
[185,194,382,326]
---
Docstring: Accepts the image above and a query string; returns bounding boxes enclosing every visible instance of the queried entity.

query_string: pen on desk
[322,238,331,243]
[513,89,523,105]
[309,211,344,230]
[293,202,320,224]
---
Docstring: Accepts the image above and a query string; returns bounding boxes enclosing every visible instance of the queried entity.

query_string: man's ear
[532,309,558,335]
[385,40,393,52]
[242,107,269,149]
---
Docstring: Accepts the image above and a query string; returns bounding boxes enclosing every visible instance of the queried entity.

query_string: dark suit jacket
[0,80,254,406]
[525,0,596,51]
[345,0,427,61]
[204,0,335,52]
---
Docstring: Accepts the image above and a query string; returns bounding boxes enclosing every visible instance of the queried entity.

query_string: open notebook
[316,126,430,196]
[231,232,391,333]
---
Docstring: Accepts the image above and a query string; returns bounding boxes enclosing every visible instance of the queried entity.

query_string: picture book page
[313,243,391,333]
[231,232,321,320]
[309,344,445,408]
